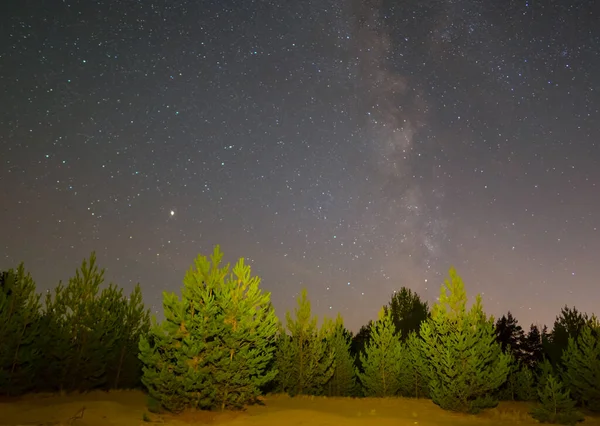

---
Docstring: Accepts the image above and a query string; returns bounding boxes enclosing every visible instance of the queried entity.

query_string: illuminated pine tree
[356,307,408,397]
[420,267,511,413]
[139,246,278,411]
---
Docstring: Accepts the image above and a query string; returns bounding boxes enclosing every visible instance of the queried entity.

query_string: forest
[1,245,599,425]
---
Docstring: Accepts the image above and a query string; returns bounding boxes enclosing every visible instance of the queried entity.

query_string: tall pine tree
[562,320,600,411]
[404,331,429,398]
[139,246,278,411]
[546,306,589,368]
[419,267,512,413]
[275,289,335,396]
[385,287,429,341]
[495,312,526,362]
[356,307,408,397]
[0,264,42,395]
[326,314,357,397]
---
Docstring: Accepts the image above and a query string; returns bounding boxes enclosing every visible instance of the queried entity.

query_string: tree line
[1,246,599,425]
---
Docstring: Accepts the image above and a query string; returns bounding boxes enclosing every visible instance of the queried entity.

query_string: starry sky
[1,0,599,332]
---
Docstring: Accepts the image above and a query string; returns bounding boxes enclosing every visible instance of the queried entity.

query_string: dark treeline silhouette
[1,246,599,425]
[0,254,150,395]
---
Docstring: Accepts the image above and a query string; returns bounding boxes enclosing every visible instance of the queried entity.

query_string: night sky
[1,0,599,332]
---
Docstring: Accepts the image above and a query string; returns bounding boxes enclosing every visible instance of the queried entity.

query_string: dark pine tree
[351,320,373,373]
[495,312,525,362]
[385,287,429,341]
[522,324,544,368]
[546,306,590,368]
[0,264,43,395]
[562,321,600,411]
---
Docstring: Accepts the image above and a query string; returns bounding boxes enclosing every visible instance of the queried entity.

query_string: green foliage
[139,246,278,412]
[351,320,373,373]
[514,365,538,401]
[385,287,429,341]
[36,253,150,393]
[419,267,512,413]
[497,362,519,401]
[530,375,584,425]
[356,308,408,397]
[562,321,600,411]
[275,289,335,396]
[106,283,151,389]
[404,331,429,398]
[0,264,43,395]
[522,324,544,368]
[537,358,556,391]
[273,327,295,394]
[326,314,357,397]
[495,312,525,363]
[546,306,590,368]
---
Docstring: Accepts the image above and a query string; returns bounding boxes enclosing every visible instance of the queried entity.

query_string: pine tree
[351,320,373,373]
[39,253,112,392]
[530,375,584,425]
[537,358,555,391]
[498,361,519,401]
[419,267,512,413]
[404,331,429,398]
[106,284,151,389]
[37,282,72,391]
[495,312,526,363]
[211,256,279,409]
[562,321,600,411]
[273,326,296,394]
[385,287,429,341]
[547,306,589,368]
[522,324,544,368]
[277,289,335,396]
[515,365,538,401]
[356,307,408,397]
[0,264,43,395]
[326,314,357,397]
[139,246,278,412]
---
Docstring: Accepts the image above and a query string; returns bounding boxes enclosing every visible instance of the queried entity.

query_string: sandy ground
[0,390,598,426]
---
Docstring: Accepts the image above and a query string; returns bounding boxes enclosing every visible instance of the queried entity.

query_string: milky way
[1,0,599,331]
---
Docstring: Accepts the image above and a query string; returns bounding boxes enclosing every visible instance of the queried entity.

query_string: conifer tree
[139,246,278,411]
[404,331,429,398]
[562,321,600,411]
[522,324,544,368]
[326,314,356,397]
[38,281,71,391]
[419,267,511,413]
[211,256,279,409]
[0,265,42,395]
[495,312,526,363]
[385,287,429,341]
[106,284,151,389]
[356,307,408,397]
[547,306,589,367]
[277,289,335,396]
[351,320,373,373]
[39,253,109,392]
[530,375,584,425]
[274,326,296,394]
[514,364,537,401]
